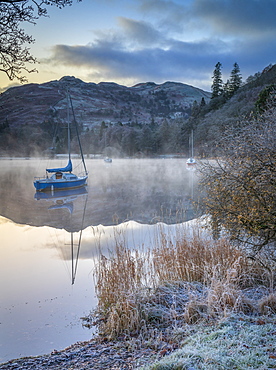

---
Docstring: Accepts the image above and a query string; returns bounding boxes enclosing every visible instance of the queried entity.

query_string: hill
[192,63,276,156]
[0,77,211,130]
[0,63,275,157]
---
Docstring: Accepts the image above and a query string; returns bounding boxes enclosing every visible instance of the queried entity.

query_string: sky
[1,0,276,92]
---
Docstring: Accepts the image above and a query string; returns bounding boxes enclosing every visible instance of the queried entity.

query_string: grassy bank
[87,221,276,369]
[140,314,276,369]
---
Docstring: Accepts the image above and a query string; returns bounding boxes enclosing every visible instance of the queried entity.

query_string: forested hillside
[0,77,210,157]
[193,63,276,157]
[0,64,275,157]
[82,63,276,158]
[198,63,276,258]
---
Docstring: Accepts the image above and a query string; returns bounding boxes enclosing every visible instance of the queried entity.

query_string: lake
[0,158,199,363]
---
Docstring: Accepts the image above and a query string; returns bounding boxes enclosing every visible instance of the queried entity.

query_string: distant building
[170,112,183,119]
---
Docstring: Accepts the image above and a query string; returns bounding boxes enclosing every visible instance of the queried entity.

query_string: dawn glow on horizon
[1,0,275,92]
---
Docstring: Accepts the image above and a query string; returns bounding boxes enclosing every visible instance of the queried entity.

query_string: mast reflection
[34,187,88,284]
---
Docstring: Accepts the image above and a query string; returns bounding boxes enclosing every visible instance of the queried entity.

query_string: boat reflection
[34,186,88,202]
[35,187,88,284]
[33,186,89,231]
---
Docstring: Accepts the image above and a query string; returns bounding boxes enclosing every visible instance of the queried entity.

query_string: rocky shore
[0,336,174,370]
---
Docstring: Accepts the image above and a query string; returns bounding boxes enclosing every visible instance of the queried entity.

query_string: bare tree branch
[0,0,79,83]
[199,102,276,254]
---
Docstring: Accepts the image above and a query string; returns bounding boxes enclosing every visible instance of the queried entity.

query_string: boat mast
[68,93,88,175]
[67,92,71,162]
[191,130,194,158]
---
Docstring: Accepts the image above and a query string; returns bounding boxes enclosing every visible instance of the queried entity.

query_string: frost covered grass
[89,222,276,368]
[140,315,276,369]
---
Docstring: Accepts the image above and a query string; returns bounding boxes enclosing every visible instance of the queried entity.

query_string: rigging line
[74,161,84,172]
[51,118,59,151]
[42,117,61,172]
[68,92,88,175]
[71,232,74,285]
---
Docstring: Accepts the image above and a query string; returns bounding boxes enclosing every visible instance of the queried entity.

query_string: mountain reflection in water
[0,158,199,362]
[0,158,198,231]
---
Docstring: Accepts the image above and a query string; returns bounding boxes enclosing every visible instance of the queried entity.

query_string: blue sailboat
[34,94,88,192]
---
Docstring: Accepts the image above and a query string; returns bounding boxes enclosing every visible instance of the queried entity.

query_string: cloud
[47,33,274,89]
[138,0,276,37]
[138,0,193,32]
[117,17,165,47]
[43,0,275,89]
[46,35,233,90]
[193,0,276,36]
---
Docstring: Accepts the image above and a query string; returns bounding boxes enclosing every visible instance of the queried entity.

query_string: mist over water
[0,158,198,229]
[0,158,199,362]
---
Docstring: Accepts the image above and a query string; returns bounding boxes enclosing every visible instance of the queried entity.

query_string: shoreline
[0,335,162,369]
[1,281,276,369]
[2,312,276,369]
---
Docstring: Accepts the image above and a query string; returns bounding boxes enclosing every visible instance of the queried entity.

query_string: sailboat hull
[34,174,88,191]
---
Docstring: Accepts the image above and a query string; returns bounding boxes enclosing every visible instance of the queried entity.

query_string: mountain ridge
[0,76,211,130]
[0,64,275,157]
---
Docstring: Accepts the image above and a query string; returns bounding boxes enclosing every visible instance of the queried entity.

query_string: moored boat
[186,130,197,168]
[34,168,88,191]
[34,93,88,191]
[186,157,197,166]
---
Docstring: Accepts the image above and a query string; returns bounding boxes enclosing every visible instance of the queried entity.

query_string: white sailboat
[186,130,197,168]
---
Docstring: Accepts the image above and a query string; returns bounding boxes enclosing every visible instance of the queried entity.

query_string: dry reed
[91,224,275,339]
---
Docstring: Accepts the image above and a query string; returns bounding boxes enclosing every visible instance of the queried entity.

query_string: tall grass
[92,223,275,339]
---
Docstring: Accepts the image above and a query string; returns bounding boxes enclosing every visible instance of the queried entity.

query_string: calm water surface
[0,158,198,362]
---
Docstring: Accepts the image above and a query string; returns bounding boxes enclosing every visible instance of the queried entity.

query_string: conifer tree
[223,79,231,99]
[229,62,242,96]
[200,97,206,108]
[211,62,223,98]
